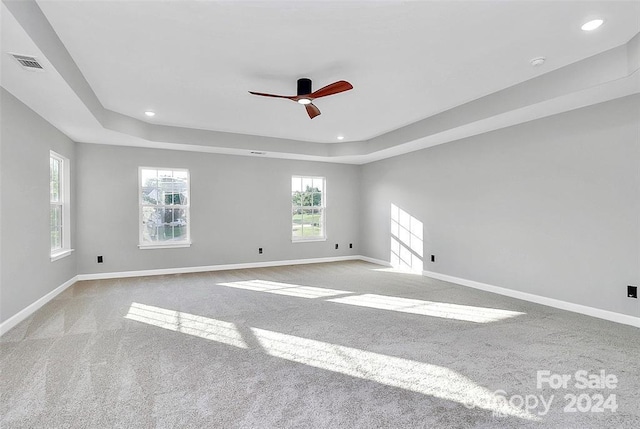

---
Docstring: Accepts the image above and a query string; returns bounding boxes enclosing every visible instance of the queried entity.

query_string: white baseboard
[0,275,78,336]
[76,255,367,281]
[423,270,640,328]
[2,256,375,337]
[358,255,392,267]
[11,257,632,337]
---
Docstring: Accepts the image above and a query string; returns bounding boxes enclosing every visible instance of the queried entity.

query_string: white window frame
[138,167,191,249]
[50,151,73,261]
[291,175,326,242]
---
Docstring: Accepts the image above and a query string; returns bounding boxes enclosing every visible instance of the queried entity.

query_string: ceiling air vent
[10,53,44,71]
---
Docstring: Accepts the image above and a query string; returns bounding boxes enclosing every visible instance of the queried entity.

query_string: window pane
[292,176,325,240]
[167,208,188,234]
[50,152,70,256]
[312,191,322,206]
[142,207,162,243]
[307,209,316,237]
[292,208,303,238]
[165,192,178,205]
[311,208,321,237]
[140,168,190,246]
[318,208,325,234]
[51,227,61,251]
[142,207,189,243]
[291,176,302,193]
[50,205,62,251]
[173,170,187,181]
[301,209,311,237]
[50,205,61,228]
[160,173,188,205]
[302,177,313,192]
[312,178,323,193]
[299,208,320,238]
[176,172,188,204]
[141,169,159,203]
[158,170,173,180]
[292,192,303,206]
[292,208,303,234]
[50,157,60,202]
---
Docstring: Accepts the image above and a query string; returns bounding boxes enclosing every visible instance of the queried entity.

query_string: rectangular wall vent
[10,53,44,71]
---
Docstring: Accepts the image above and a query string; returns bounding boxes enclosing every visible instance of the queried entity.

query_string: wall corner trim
[0,275,78,336]
[422,270,640,328]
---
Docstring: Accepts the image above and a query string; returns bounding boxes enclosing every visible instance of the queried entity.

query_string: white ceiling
[2,0,639,162]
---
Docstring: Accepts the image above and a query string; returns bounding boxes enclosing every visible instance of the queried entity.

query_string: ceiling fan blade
[305,103,321,119]
[248,91,295,100]
[309,80,353,99]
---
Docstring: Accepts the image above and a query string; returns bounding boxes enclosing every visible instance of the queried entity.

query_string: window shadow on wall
[390,203,423,273]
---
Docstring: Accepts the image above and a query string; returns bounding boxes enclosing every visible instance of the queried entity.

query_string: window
[50,151,72,260]
[292,176,325,241]
[139,168,190,248]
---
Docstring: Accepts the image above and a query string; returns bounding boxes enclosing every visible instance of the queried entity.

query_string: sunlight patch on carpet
[124,302,536,421]
[217,279,350,299]
[125,303,248,348]
[328,294,525,323]
[252,328,538,421]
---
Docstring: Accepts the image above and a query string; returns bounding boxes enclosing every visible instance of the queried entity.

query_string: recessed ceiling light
[581,19,603,31]
[297,98,312,105]
[144,111,156,117]
[337,136,345,140]
[530,57,546,67]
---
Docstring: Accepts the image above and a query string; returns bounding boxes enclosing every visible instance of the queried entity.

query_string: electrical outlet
[431,255,435,262]
[258,248,263,254]
[349,243,353,249]
[628,285,638,299]
[335,244,339,250]
[97,255,103,263]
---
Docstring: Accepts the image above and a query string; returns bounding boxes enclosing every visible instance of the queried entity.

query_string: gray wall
[76,144,360,274]
[360,95,640,317]
[0,88,77,323]
[2,87,638,324]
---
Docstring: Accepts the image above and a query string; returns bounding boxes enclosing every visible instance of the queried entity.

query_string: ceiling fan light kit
[249,78,353,119]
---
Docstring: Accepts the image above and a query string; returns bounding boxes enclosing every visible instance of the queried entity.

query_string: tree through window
[292,176,325,241]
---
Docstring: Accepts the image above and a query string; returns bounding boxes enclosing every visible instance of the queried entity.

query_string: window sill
[138,242,192,250]
[51,249,74,262]
[292,238,327,243]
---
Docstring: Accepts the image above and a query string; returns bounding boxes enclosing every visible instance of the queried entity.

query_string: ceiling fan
[249,78,353,119]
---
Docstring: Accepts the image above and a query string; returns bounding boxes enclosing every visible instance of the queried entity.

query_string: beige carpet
[1,261,639,428]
